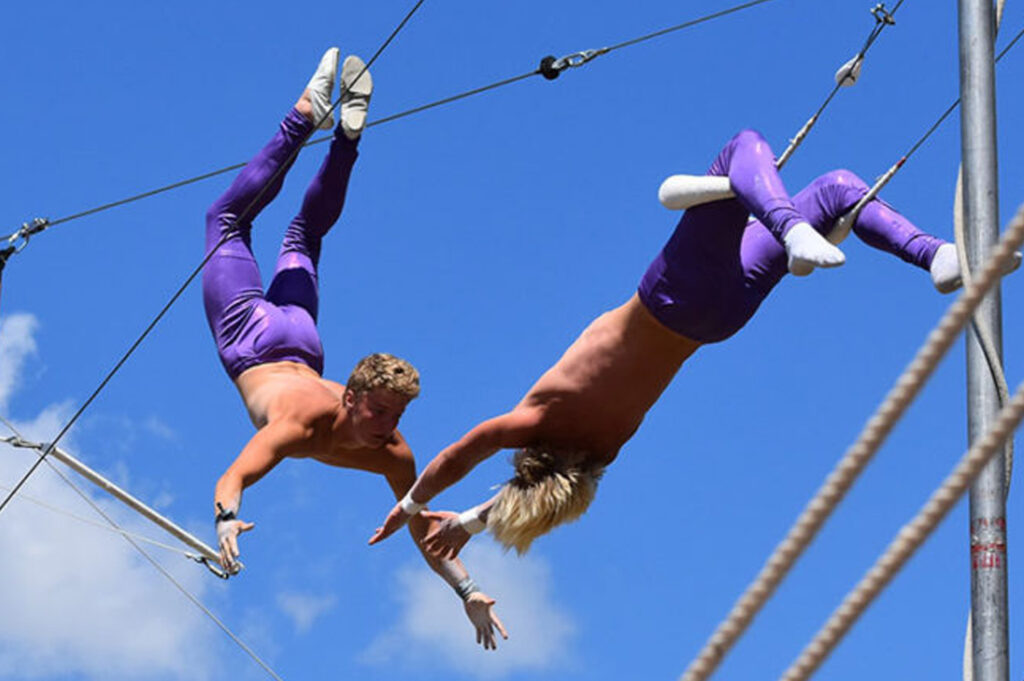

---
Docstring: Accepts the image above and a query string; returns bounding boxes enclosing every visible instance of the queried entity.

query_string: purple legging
[638,129,945,343]
[203,108,358,379]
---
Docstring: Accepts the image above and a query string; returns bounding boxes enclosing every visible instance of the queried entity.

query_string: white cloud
[0,313,224,680]
[277,591,337,634]
[362,543,576,679]
[143,415,177,442]
[0,313,38,411]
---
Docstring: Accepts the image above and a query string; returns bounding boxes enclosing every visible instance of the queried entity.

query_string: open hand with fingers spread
[421,510,472,560]
[464,592,509,650]
[369,501,412,545]
[216,510,254,571]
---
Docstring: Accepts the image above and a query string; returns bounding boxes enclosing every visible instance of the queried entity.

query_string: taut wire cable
[0,419,285,680]
[0,0,428,520]
[828,17,1024,244]
[775,1,904,169]
[1,0,779,252]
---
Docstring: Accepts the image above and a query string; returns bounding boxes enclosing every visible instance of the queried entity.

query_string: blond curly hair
[346,353,421,399]
[487,447,603,554]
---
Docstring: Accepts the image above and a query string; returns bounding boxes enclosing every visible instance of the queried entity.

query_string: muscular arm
[368,408,539,545]
[381,445,471,586]
[213,414,319,569]
[214,417,314,514]
[408,408,540,504]
[384,444,509,649]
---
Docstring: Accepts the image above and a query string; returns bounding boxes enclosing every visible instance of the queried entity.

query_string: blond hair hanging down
[487,447,604,554]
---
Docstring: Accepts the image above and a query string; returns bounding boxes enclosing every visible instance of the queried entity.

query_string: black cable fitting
[538,55,561,80]
[872,3,896,25]
[24,217,50,237]
[0,246,13,271]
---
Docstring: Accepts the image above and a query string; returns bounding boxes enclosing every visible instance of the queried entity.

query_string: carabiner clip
[4,218,49,255]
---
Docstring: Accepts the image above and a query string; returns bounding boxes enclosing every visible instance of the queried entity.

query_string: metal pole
[958,2,1009,680]
[43,444,225,568]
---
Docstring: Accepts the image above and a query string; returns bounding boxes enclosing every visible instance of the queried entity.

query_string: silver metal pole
[44,444,224,568]
[958,2,1009,680]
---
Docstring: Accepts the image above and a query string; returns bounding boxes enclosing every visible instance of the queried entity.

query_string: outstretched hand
[217,517,255,570]
[421,510,472,560]
[368,503,411,545]
[464,592,509,650]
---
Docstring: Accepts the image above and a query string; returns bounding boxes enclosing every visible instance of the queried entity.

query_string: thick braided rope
[679,203,1024,681]
[780,378,1024,681]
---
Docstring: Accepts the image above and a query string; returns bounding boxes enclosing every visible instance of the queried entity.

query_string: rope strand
[679,202,1024,681]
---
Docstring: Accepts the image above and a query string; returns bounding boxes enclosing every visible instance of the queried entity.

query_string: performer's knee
[731,128,768,146]
[816,169,868,193]
[205,203,242,242]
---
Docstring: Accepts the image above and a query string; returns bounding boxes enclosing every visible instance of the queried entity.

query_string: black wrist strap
[215,502,237,524]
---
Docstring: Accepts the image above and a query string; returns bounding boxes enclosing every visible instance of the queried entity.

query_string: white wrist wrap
[400,492,425,515]
[454,577,481,601]
[458,507,486,534]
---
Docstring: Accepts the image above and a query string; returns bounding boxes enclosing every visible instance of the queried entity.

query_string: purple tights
[202,108,358,379]
[638,129,946,343]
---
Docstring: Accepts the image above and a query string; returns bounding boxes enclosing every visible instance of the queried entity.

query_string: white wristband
[458,507,486,534]
[400,492,425,515]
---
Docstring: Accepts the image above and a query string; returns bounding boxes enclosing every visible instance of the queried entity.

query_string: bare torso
[516,294,701,461]
[235,361,344,429]
[233,361,401,472]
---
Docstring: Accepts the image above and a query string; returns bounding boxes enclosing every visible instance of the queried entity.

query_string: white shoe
[340,55,373,140]
[306,47,340,131]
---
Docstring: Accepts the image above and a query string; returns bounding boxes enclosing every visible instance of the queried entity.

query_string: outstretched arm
[384,448,508,650]
[368,409,538,545]
[214,417,313,570]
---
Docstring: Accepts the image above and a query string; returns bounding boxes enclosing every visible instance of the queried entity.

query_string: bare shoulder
[267,377,342,425]
[313,429,415,478]
[319,377,348,399]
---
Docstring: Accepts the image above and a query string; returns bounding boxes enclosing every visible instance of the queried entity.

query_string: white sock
[783,222,847,276]
[930,242,1024,294]
[929,243,962,293]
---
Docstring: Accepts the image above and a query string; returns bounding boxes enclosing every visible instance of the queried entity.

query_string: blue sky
[2,1,1024,680]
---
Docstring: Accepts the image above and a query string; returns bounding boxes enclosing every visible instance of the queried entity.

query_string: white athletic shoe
[340,55,373,140]
[306,47,340,131]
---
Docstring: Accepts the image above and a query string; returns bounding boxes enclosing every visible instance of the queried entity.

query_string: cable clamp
[539,47,610,80]
[4,218,50,256]
[197,556,232,580]
[871,3,895,26]
[2,435,41,450]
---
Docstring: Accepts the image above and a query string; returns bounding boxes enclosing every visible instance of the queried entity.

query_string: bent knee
[817,169,868,192]
[731,128,768,147]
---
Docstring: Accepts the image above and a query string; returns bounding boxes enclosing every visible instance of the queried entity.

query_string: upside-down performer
[369,128,1017,557]
[204,49,507,648]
